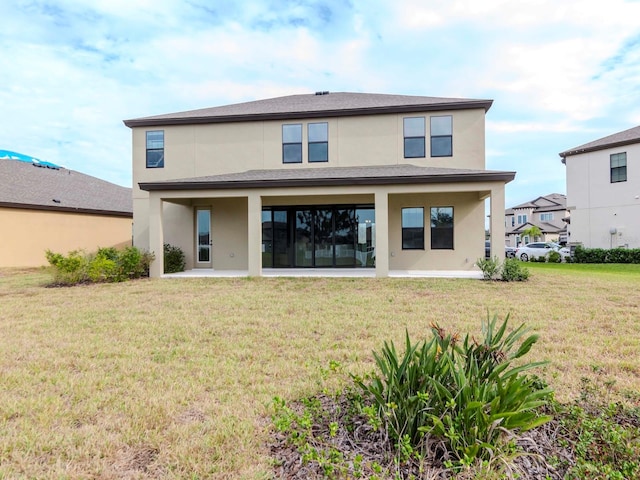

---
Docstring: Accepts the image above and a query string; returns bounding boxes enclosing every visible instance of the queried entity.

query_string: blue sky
[2,0,640,209]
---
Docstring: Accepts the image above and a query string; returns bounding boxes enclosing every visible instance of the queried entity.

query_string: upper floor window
[540,213,554,221]
[308,122,328,162]
[401,207,424,249]
[511,217,515,227]
[146,131,164,168]
[282,124,302,163]
[403,117,425,158]
[610,152,627,183]
[431,116,452,157]
[517,214,527,224]
[431,207,454,249]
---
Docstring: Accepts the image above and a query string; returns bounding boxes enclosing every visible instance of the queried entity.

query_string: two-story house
[124,92,515,277]
[560,126,640,249]
[504,194,568,247]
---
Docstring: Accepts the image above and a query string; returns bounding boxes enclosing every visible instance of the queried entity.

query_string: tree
[521,225,542,243]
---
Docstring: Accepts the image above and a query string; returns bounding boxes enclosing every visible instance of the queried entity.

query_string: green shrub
[45,249,90,285]
[547,250,561,263]
[475,256,501,280]
[352,314,552,468]
[571,245,640,264]
[87,255,118,282]
[46,247,154,285]
[164,243,186,273]
[501,258,530,281]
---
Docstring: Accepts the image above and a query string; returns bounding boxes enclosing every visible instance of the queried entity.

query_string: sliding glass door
[261,205,374,268]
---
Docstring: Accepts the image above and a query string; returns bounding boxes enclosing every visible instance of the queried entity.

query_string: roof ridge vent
[314,91,330,95]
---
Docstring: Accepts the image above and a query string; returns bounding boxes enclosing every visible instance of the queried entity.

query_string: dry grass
[0,265,639,478]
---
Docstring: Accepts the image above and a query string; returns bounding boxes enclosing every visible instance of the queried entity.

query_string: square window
[402,207,424,249]
[146,130,164,168]
[404,117,425,158]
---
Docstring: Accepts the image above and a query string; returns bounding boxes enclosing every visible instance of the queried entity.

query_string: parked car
[485,241,518,259]
[515,242,569,261]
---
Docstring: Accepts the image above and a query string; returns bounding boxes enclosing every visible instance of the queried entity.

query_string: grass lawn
[0,265,639,478]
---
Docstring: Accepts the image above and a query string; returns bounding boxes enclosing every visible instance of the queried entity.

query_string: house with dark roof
[0,155,133,267]
[504,194,568,247]
[560,126,640,249]
[124,92,515,277]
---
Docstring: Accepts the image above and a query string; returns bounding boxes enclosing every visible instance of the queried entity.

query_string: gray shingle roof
[510,193,566,210]
[559,125,640,158]
[124,92,493,127]
[0,159,132,216]
[139,164,515,191]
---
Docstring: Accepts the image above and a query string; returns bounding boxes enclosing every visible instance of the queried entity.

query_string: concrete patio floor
[162,268,483,279]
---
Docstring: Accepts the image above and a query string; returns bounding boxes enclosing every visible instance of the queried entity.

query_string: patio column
[148,194,164,278]
[247,192,262,277]
[490,185,506,259]
[374,190,389,277]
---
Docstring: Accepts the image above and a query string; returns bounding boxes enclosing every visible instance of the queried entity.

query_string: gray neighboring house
[560,125,640,249]
[0,158,133,267]
[504,193,568,247]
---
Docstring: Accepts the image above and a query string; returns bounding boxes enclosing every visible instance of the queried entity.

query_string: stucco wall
[388,192,485,270]
[0,207,132,268]
[565,143,640,248]
[131,108,487,250]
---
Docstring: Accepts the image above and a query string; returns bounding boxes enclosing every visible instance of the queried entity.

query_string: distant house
[504,194,568,247]
[0,152,133,267]
[560,126,640,249]
[124,92,515,277]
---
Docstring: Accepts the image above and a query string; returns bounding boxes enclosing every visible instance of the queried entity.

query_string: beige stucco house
[124,92,515,277]
[560,126,640,249]
[504,194,568,247]
[0,156,133,268]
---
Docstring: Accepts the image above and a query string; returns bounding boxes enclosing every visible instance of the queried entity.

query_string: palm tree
[521,225,542,243]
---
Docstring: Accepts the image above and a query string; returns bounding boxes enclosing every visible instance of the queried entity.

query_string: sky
[2,0,640,209]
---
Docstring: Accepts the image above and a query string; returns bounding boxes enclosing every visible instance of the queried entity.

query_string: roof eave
[0,202,133,217]
[124,100,493,128]
[139,171,515,192]
[559,137,640,159]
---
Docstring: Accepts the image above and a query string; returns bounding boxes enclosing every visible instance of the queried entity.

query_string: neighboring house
[560,126,640,249]
[504,194,568,247]
[123,92,515,278]
[0,152,133,268]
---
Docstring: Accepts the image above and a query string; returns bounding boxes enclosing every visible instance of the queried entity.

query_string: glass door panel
[314,208,333,267]
[261,210,273,268]
[355,208,375,267]
[272,210,290,268]
[294,209,313,267]
[196,208,212,267]
[334,208,356,266]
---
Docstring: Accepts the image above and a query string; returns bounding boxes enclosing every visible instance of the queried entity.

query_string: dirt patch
[270,394,574,479]
[111,444,162,479]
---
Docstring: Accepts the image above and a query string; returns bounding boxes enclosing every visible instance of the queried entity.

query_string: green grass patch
[0,267,639,478]
[526,262,640,276]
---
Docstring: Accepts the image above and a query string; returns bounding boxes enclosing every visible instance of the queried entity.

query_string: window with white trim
[146,131,164,168]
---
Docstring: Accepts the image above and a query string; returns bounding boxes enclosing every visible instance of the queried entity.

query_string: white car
[515,242,569,261]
